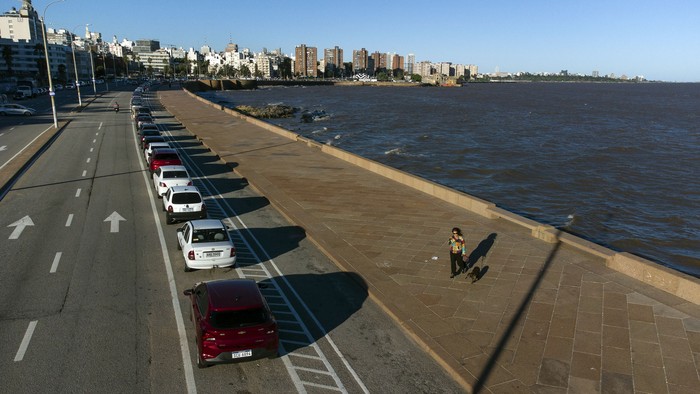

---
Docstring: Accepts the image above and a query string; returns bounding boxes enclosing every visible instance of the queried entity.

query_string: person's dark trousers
[450,252,464,275]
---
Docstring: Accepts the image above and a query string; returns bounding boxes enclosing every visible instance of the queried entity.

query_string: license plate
[183,207,193,212]
[231,350,252,359]
[204,251,221,258]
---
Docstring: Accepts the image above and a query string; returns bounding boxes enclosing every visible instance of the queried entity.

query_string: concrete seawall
[185,88,700,304]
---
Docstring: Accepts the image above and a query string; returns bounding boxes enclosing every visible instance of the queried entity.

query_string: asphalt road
[0,86,463,393]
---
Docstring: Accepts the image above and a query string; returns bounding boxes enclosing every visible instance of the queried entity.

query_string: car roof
[159,164,185,170]
[149,143,171,149]
[169,185,199,193]
[204,279,264,311]
[189,219,225,230]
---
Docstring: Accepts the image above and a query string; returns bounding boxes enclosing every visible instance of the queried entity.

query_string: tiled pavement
[157,87,700,393]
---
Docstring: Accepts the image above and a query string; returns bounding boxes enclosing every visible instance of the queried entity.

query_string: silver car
[0,103,36,116]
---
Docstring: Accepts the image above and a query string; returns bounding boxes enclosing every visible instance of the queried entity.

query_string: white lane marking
[130,122,197,393]
[86,158,91,163]
[90,147,94,152]
[92,139,96,143]
[50,252,62,273]
[8,215,34,239]
[14,321,38,361]
[75,188,81,197]
[104,211,126,233]
[98,123,102,130]
[65,214,73,227]
[0,132,5,136]
[81,170,87,177]
[0,125,54,171]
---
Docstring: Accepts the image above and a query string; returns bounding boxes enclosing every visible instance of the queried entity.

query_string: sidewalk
[157,88,700,393]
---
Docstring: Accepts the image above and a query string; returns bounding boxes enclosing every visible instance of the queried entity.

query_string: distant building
[294,44,317,77]
[323,46,343,76]
[406,53,415,75]
[0,1,41,42]
[352,48,369,74]
[133,39,160,54]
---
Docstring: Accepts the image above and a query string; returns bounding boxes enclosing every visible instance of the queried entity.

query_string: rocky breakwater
[234,104,297,119]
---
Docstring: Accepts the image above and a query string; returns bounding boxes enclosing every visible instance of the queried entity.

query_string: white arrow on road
[0,145,7,151]
[8,215,34,239]
[104,211,126,233]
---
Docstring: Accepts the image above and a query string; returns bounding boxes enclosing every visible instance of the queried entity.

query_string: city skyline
[15,0,700,82]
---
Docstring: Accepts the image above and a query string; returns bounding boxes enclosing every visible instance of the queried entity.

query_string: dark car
[142,135,166,150]
[183,279,278,368]
[148,148,181,173]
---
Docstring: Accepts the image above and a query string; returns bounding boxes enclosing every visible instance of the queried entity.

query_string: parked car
[162,185,206,224]
[152,164,191,195]
[142,135,166,150]
[0,103,36,116]
[148,148,181,173]
[182,279,278,368]
[144,141,171,162]
[176,219,236,271]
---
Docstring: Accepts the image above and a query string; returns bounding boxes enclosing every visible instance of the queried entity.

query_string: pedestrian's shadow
[466,233,497,280]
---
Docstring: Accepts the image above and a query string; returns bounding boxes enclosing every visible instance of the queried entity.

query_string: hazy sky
[17,0,700,82]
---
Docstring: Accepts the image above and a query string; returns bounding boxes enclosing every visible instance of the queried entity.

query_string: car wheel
[24,112,31,116]
[0,112,6,116]
[166,214,174,224]
[197,353,210,369]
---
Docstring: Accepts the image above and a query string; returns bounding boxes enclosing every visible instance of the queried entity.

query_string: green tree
[239,64,251,78]
[410,74,422,82]
[376,71,389,81]
[2,45,13,75]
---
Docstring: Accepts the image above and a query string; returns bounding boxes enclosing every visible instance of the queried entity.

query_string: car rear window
[154,153,179,160]
[163,171,188,179]
[172,192,201,204]
[192,229,228,243]
[209,308,268,329]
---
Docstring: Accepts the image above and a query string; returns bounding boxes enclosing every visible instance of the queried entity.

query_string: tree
[410,74,422,82]
[239,64,251,78]
[376,71,389,81]
[2,45,13,75]
[57,64,67,84]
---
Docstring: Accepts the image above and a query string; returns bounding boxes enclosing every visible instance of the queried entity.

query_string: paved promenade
[157,87,700,393]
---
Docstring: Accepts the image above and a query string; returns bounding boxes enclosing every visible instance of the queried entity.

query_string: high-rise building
[294,44,317,77]
[406,53,415,75]
[323,46,343,75]
[0,0,41,42]
[352,48,369,74]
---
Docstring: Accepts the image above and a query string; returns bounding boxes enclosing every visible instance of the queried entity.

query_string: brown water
[209,82,700,276]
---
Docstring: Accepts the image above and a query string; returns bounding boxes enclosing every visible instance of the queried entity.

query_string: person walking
[448,227,467,278]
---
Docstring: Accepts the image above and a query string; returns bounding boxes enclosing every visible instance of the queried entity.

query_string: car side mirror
[183,289,193,296]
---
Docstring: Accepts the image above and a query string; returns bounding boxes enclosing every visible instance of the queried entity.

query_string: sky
[10,0,700,82]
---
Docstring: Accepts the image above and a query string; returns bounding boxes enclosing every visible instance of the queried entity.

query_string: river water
[205,83,700,277]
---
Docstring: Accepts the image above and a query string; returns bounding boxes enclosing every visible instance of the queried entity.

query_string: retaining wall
[184,89,700,305]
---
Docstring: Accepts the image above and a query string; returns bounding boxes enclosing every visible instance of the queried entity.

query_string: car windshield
[163,171,188,179]
[192,229,229,243]
[209,308,268,329]
[172,192,201,204]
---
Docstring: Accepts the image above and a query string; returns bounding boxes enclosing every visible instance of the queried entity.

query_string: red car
[183,279,279,368]
[148,148,181,173]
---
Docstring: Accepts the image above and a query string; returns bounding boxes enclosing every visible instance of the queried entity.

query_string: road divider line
[81,170,86,177]
[14,320,38,362]
[92,139,96,143]
[75,188,81,197]
[90,147,94,152]
[98,123,102,130]
[50,252,62,273]
[65,214,73,227]
[0,125,54,172]
[86,158,91,163]
[130,120,197,393]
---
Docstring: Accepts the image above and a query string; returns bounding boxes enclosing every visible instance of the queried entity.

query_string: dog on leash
[466,266,481,283]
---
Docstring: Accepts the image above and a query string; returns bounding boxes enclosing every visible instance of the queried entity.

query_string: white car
[0,103,36,116]
[162,185,206,224]
[145,142,171,162]
[176,219,236,272]
[152,164,191,196]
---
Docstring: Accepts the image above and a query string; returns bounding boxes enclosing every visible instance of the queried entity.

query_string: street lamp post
[86,24,97,97]
[70,25,83,107]
[41,0,65,129]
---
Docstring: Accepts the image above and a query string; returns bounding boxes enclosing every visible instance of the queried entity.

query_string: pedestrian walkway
[157,87,700,393]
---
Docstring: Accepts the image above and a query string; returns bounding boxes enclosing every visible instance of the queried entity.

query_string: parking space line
[14,321,38,362]
[50,252,62,273]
